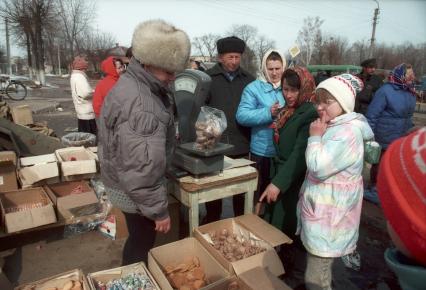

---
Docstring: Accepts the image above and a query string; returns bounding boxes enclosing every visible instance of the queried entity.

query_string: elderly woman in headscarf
[236,49,286,211]
[70,55,96,135]
[365,63,417,202]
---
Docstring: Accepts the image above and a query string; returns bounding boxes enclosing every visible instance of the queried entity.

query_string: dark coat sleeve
[271,110,316,193]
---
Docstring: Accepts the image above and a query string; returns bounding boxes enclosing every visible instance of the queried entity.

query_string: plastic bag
[61,132,96,147]
[194,106,227,150]
[364,140,381,164]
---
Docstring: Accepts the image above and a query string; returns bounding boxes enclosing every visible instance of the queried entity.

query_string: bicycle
[0,76,28,100]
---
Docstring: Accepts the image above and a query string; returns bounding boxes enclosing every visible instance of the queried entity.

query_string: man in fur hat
[355,58,383,114]
[202,36,255,224]
[98,19,190,265]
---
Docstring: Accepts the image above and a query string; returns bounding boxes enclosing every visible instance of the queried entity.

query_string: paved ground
[2,75,426,289]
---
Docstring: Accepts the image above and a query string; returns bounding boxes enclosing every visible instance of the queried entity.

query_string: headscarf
[258,49,286,89]
[270,66,316,143]
[72,56,88,71]
[388,63,417,96]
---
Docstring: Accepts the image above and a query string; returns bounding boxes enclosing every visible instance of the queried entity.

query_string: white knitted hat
[132,19,191,72]
[316,74,364,113]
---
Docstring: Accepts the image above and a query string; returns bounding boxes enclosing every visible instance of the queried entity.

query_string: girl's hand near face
[309,115,327,136]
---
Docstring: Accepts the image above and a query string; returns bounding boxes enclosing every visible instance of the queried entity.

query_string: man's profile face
[365,66,376,75]
[219,52,242,72]
[145,65,176,86]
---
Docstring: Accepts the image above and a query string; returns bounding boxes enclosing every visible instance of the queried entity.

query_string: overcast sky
[4,0,426,57]
[94,0,425,52]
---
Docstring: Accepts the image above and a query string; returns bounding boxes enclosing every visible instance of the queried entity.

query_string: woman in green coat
[259,66,317,286]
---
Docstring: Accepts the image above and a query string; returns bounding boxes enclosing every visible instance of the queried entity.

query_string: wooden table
[168,165,258,235]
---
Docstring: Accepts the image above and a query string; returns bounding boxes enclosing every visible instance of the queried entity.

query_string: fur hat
[72,56,88,71]
[217,36,245,54]
[377,127,426,266]
[132,19,190,72]
[316,74,364,113]
[361,58,377,68]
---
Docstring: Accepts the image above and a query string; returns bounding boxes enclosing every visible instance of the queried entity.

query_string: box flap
[235,214,292,247]
[231,249,284,277]
[15,268,90,290]
[20,154,57,166]
[18,162,59,185]
[238,267,292,290]
[61,160,97,176]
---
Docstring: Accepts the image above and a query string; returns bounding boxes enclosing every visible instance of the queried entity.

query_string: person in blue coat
[236,49,286,213]
[365,63,417,202]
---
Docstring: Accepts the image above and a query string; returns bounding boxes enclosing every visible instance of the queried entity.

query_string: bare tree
[228,24,275,72]
[192,33,220,59]
[56,0,95,62]
[297,16,324,65]
[1,0,57,84]
[253,35,276,65]
[78,28,116,72]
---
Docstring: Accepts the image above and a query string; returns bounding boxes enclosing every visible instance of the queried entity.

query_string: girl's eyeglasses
[314,99,337,109]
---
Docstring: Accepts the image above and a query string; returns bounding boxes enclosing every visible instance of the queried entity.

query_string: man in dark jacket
[203,36,255,224]
[355,58,383,114]
[98,20,190,265]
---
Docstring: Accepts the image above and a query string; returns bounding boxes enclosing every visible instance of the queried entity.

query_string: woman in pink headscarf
[70,56,97,134]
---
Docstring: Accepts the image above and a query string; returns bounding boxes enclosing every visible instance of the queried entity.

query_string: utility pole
[369,0,380,58]
[5,18,12,75]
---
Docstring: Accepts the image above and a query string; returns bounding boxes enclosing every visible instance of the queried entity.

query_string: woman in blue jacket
[366,63,417,200]
[236,49,286,212]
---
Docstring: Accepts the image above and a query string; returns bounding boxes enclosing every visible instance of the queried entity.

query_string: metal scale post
[172,69,233,176]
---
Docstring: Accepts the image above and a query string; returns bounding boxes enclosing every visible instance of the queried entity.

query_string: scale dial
[174,76,197,94]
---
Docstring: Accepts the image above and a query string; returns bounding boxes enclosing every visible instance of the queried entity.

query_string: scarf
[388,63,417,96]
[270,66,316,143]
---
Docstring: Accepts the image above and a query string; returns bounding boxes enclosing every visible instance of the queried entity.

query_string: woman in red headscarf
[259,67,318,286]
[70,55,97,134]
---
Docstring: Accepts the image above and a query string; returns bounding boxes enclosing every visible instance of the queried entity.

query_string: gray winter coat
[98,58,175,220]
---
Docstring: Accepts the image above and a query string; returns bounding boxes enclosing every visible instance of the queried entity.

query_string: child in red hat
[377,127,426,289]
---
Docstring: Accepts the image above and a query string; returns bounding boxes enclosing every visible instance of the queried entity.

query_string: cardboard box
[194,214,292,277]
[0,187,57,233]
[0,151,18,193]
[15,269,89,290]
[148,237,230,290]
[18,153,60,188]
[11,105,33,126]
[55,147,97,181]
[87,262,160,290]
[207,267,292,290]
[44,180,98,220]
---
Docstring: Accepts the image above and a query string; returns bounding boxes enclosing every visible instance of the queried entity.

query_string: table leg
[188,193,199,236]
[244,190,254,214]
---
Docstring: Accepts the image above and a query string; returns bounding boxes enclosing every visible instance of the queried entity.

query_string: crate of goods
[55,147,97,181]
[15,268,89,290]
[87,262,160,290]
[0,187,57,233]
[18,153,59,188]
[148,237,230,290]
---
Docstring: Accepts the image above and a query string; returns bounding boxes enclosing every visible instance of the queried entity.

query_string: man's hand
[259,183,280,204]
[155,217,171,233]
[309,115,327,137]
[270,101,281,117]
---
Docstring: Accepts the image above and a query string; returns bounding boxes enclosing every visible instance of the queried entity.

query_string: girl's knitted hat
[316,74,364,113]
